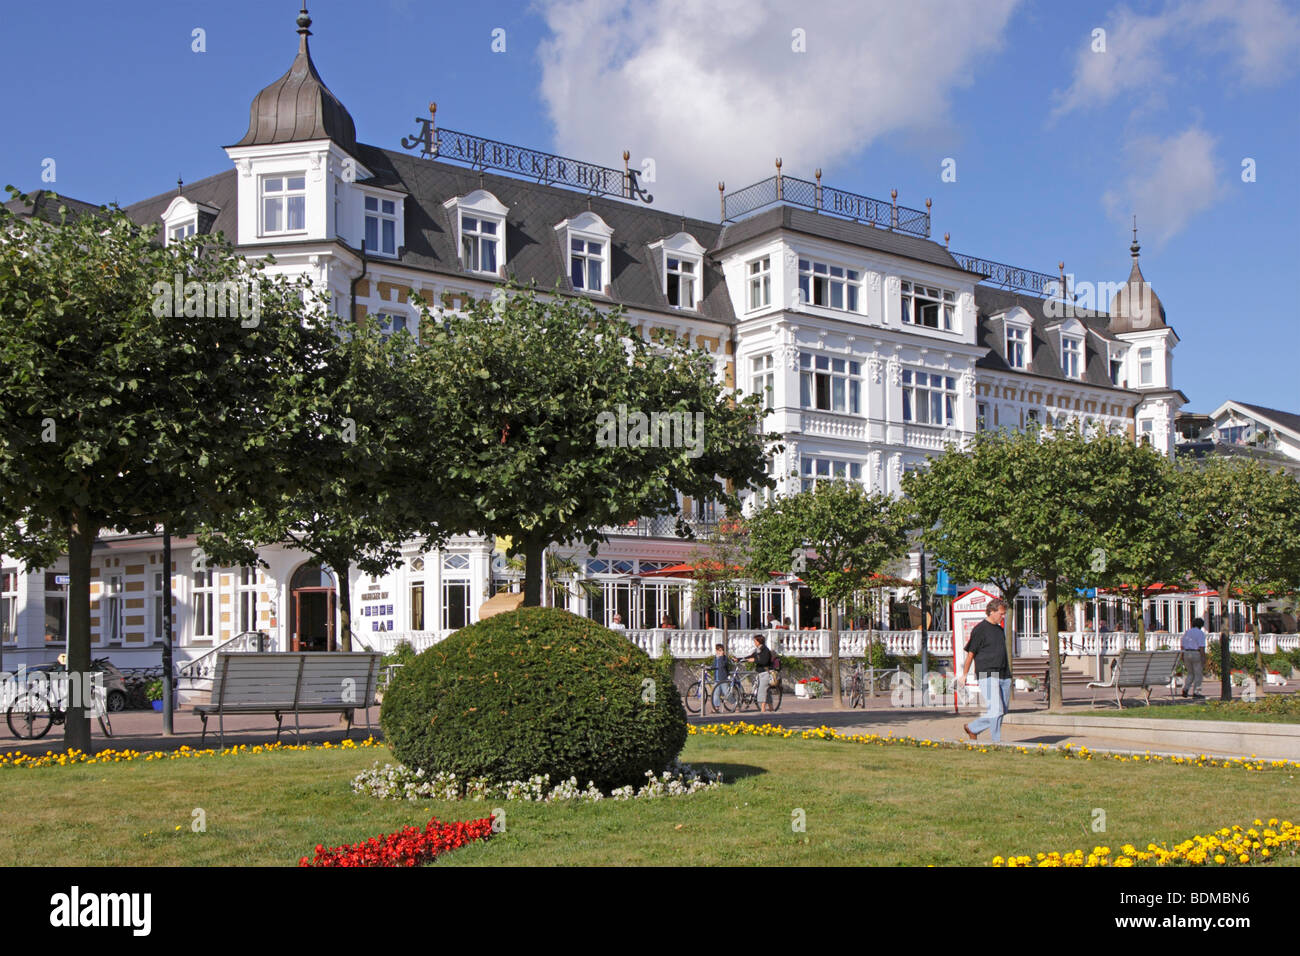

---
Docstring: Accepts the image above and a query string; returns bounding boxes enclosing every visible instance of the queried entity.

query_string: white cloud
[1102,126,1222,244]
[536,0,1021,216]
[1054,0,1300,117]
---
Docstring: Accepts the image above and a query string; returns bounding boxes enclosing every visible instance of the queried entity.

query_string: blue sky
[2,0,1297,413]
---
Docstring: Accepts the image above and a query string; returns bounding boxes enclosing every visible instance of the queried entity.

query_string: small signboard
[951,587,1002,710]
[54,574,70,586]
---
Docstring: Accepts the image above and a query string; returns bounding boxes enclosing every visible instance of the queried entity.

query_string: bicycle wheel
[684,681,703,715]
[769,676,783,711]
[718,679,741,713]
[8,692,54,740]
[848,675,865,709]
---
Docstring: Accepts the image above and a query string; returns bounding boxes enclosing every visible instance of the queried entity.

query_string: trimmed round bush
[380,607,687,791]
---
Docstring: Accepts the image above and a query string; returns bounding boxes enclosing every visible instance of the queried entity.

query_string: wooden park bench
[1087,649,1182,709]
[194,652,382,747]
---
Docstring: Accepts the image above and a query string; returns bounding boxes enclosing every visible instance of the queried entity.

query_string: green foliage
[411,284,776,601]
[380,607,687,790]
[381,641,418,669]
[687,518,750,634]
[144,679,164,703]
[0,189,340,748]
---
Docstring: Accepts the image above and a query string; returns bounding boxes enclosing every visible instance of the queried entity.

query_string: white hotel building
[3,9,1214,672]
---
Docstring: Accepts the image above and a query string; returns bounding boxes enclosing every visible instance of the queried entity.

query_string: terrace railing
[722,176,930,237]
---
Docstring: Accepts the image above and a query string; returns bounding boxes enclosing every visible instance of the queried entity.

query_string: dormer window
[1006,326,1028,369]
[556,212,614,296]
[364,196,398,257]
[571,238,605,291]
[900,280,952,329]
[666,257,697,309]
[168,220,197,245]
[445,191,507,275]
[261,174,306,235]
[1061,335,1083,379]
[461,216,498,273]
[161,195,217,247]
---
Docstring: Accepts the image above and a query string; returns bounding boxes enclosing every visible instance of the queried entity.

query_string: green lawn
[3,736,1297,866]
[1086,695,1300,724]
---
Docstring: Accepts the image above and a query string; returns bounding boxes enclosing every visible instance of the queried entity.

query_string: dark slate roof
[123,170,238,243]
[3,190,104,224]
[1230,402,1300,437]
[974,286,1124,389]
[1176,441,1300,477]
[232,22,357,155]
[714,205,970,273]
[351,144,737,323]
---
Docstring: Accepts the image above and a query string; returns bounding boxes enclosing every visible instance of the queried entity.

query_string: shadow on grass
[695,762,766,784]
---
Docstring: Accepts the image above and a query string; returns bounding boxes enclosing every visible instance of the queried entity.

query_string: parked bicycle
[843,660,905,707]
[6,661,113,739]
[685,664,740,715]
[735,665,783,712]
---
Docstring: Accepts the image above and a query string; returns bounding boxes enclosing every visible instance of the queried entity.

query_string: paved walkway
[688,675,1300,759]
[3,675,1294,761]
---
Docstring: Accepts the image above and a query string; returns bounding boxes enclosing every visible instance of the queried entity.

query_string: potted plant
[146,678,164,711]
[796,677,824,699]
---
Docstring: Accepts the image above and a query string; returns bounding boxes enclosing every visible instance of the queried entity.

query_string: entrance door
[289,564,337,651]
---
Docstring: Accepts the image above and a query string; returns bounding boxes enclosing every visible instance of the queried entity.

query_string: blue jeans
[968,676,1011,742]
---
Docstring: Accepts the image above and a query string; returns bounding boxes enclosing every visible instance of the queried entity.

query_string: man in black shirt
[737,634,774,713]
[959,598,1012,743]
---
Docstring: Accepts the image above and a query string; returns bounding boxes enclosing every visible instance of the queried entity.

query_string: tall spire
[231,4,357,154]
[1110,215,1166,333]
[1130,214,1140,260]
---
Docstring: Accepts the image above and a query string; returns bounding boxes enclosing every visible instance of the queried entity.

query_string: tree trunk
[64,512,97,753]
[1219,583,1232,701]
[1046,576,1063,712]
[1136,591,1146,651]
[829,601,843,710]
[522,538,544,607]
[1252,603,1263,685]
[1002,584,1019,701]
[337,559,353,652]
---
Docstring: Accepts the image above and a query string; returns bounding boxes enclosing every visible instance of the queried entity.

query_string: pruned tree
[746,482,906,708]
[1180,457,1300,694]
[412,285,775,605]
[0,190,339,749]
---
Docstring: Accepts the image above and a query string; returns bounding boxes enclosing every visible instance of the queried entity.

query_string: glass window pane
[832,377,845,410]
[265,178,283,193]
[571,256,585,288]
[800,352,811,368]
[800,374,812,407]
[365,217,378,252]
[903,390,912,421]
[571,237,583,252]
[588,259,601,290]
[482,238,497,273]
[382,200,395,214]
[287,196,305,230]
[382,219,395,253]
[264,199,281,232]
[287,177,305,191]
[481,220,496,235]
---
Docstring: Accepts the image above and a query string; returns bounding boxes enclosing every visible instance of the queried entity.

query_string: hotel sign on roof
[401,108,653,205]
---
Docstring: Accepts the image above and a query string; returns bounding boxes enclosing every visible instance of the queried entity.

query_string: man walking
[959,598,1013,743]
[1180,616,1207,698]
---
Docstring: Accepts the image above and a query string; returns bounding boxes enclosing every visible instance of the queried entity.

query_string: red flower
[299,816,494,867]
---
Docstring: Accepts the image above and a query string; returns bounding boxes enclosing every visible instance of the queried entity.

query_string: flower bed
[992,818,1299,867]
[353,758,722,802]
[0,737,380,770]
[299,815,493,867]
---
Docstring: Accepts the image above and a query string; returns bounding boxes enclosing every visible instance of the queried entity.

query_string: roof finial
[297,3,312,36]
[1130,214,1140,259]
[177,175,184,196]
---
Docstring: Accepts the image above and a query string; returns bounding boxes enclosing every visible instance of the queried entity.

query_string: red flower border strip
[299,816,494,867]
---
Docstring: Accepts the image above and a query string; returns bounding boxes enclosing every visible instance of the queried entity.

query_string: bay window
[901,281,955,330]
[901,369,956,426]
[364,195,398,256]
[748,256,771,310]
[261,174,306,235]
[800,456,864,492]
[799,259,860,311]
[800,352,860,414]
